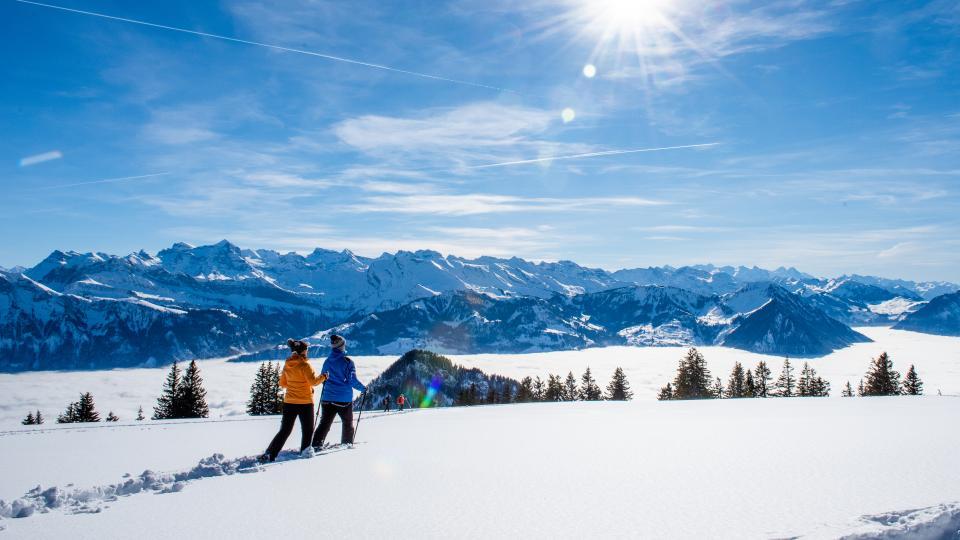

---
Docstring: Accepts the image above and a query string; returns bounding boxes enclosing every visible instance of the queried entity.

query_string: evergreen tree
[106,411,119,422]
[247,362,276,416]
[76,392,100,422]
[744,370,756,398]
[797,363,815,397]
[532,376,546,402]
[901,365,923,396]
[136,406,145,421]
[57,402,78,424]
[501,382,515,404]
[712,377,724,398]
[486,383,498,404]
[563,372,578,401]
[858,379,865,397]
[754,361,772,398]
[517,376,534,403]
[545,374,564,401]
[605,367,633,401]
[671,348,713,399]
[154,361,182,420]
[579,367,603,401]
[35,410,44,425]
[862,352,901,396]
[22,412,35,425]
[179,360,209,418]
[270,362,284,413]
[657,383,673,401]
[725,362,747,398]
[775,358,795,397]
[812,376,830,397]
[841,381,854,397]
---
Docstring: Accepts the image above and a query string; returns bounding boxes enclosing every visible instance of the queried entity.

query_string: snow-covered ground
[1,327,957,430]
[1,398,959,538]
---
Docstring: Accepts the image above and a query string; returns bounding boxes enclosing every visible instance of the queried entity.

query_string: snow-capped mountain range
[2,240,958,371]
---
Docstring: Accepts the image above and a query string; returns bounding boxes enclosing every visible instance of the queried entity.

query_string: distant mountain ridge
[2,240,957,371]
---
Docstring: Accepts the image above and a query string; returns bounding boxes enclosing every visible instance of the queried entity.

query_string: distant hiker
[260,339,327,463]
[397,394,406,411]
[312,334,367,449]
[383,394,392,413]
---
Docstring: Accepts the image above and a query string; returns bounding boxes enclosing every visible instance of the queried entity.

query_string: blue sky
[2,0,958,281]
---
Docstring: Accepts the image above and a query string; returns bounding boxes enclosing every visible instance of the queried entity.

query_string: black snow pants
[312,401,354,447]
[265,403,314,460]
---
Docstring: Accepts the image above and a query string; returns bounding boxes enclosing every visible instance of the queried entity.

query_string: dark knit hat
[286,338,309,354]
[330,334,346,350]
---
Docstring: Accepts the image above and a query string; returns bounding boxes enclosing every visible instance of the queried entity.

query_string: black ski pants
[265,403,314,460]
[312,401,354,446]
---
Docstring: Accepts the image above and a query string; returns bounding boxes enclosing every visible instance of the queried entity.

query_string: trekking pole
[314,381,325,426]
[353,392,367,442]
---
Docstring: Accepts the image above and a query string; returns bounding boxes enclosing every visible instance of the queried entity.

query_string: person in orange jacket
[397,393,406,411]
[260,339,327,462]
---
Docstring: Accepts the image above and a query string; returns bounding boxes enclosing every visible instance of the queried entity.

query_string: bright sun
[568,0,680,61]
[585,0,670,31]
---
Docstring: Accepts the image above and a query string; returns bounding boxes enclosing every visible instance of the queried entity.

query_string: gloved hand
[318,373,329,384]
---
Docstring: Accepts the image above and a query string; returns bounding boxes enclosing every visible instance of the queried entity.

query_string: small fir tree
[57,402,78,424]
[532,376,546,402]
[579,367,603,401]
[545,374,564,401]
[35,410,44,425]
[270,362,284,413]
[841,381,854,397]
[862,352,901,396]
[75,392,100,422]
[754,361,772,398]
[106,411,119,422]
[725,362,747,398]
[486,384,498,404]
[657,383,673,401]
[857,379,865,397]
[901,365,923,396]
[605,367,633,401]
[671,348,713,399]
[744,370,756,398]
[563,372,578,401]
[775,358,795,397]
[179,360,209,418]
[22,412,35,425]
[154,361,182,420]
[712,377,724,398]
[517,377,534,402]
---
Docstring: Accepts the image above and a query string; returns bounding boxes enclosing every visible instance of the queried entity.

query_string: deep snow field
[1,327,959,538]
[0,327,957,429]
[1,398,959,538]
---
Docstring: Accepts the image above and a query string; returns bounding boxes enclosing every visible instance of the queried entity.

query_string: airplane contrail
[463,143,720,170]
[35,172,170,190]
[12,0,514,93]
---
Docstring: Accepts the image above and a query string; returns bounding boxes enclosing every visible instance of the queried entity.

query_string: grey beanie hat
[330,334,346,350]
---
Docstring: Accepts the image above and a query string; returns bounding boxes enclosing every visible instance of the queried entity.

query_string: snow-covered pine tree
[247,363,272,415]
[154,361,181,420]
[22,412,35,425]
[579,367,603,401]
[712,377,724,398]
[35,410,44,425]
[901,364,923,396]
[858,379,865,397]
[657,383,673,401]
[106,411,119,422]
[842,381,854,397]
[726,362,747,398]
[532,376,545,402]
[862,352,901,396]
[605,367,633,401]
[76,392,100,422]
[812,376,830,397]
[744,370,756,398]
[563,372,578,401]
[136,406,145,421]
[671,348,713,399]
[775,358,795,397]
[179,360,210,418]
[754,361,772,398]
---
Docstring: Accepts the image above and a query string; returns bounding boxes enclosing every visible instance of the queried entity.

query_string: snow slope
[1,398,959,538]
[0,327,957,430]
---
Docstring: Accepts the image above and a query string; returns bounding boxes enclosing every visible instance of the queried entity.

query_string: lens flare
[419,374,443,407]
[561,108,576,123]
[582,64,597,78]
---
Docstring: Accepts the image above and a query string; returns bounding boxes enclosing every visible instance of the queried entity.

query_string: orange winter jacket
[279,354,327,404]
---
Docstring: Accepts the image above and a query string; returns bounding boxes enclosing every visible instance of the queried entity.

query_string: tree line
[657,348,924,400]
[455,366,634,405]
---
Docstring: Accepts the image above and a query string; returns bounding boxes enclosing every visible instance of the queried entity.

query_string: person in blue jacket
[311,334,367,449]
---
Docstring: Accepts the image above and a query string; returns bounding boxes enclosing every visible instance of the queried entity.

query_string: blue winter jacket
[320,349,366,402]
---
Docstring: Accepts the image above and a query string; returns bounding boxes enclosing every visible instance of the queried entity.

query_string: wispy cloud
[346,193,668,216]
[19,151,63,167]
